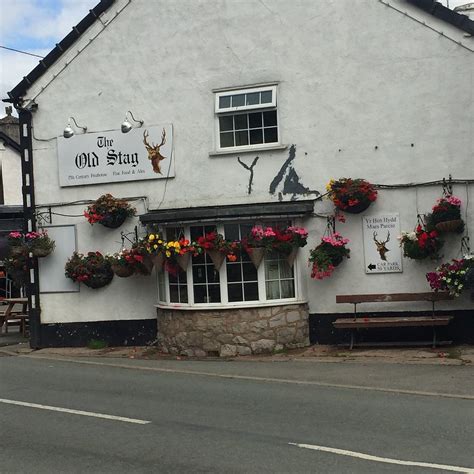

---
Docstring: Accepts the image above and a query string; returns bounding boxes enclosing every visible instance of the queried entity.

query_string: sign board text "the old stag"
[57,125,174,187]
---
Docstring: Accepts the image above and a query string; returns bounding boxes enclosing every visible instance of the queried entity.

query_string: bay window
[156,221,298,307]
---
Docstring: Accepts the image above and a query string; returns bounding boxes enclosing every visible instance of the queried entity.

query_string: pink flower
[8,232,22,239]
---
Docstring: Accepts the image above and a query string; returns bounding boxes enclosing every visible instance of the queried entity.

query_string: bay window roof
[139,200,314,225]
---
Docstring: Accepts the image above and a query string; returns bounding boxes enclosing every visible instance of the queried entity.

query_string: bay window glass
[190,225,221,303]
[158,221,297,306]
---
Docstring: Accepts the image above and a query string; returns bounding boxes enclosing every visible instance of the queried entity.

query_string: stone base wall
[157,303,310,357]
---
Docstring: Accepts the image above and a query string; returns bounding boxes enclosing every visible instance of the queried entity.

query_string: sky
[0,0,469,112]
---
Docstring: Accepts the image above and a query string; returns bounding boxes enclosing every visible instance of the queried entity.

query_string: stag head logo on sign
[57,125,174,187]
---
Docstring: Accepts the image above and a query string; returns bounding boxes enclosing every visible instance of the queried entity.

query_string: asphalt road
[1,355,473,473]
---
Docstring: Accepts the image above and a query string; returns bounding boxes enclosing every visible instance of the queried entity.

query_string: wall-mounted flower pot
[99,213,127,229]
[111,264,134,278]
[177,253,190,271]
[10,245,26,257]
[247,247,265,268]
[207,249,225,270]
[151,253,165,272]
[31,247,53,258]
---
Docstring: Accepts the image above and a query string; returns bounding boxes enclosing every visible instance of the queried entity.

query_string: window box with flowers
[84,194,136,229]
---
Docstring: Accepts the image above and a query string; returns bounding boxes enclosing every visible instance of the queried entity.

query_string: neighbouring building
[4,0,474,351]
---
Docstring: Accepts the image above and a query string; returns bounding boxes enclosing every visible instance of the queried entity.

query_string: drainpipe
[17,105,42,349]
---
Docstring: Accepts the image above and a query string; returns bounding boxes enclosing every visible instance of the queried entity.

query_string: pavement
[1,331,473,366]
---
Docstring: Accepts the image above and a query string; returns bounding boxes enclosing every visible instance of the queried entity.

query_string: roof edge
[0,131,21,153]
[5,0,116,104]
[406,0,474,35]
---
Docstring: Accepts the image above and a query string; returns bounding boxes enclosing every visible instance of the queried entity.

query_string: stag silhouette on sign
[373,231,390,261]
[143,128,167,174]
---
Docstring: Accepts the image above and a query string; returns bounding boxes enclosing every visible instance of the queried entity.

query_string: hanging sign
[57,124,174,187]
[362,213,402,274]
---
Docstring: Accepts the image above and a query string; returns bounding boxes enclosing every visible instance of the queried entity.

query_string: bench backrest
[336,292,452,304]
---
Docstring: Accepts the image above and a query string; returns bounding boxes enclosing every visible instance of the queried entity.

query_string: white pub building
[5,0,474,352]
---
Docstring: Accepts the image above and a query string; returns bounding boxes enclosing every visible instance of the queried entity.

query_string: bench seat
[333,315,452,329]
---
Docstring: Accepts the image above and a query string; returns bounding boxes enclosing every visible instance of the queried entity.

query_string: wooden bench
[334,292,453,349]
[0,298,29,337]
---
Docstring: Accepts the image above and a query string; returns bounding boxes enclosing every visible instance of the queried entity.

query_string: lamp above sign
[57,124,174,187]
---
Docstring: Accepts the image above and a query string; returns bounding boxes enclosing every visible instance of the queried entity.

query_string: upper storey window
[215,85,279,151]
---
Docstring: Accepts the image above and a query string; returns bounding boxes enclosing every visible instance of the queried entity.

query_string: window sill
[209,144,288,157]
[155,299,307,311]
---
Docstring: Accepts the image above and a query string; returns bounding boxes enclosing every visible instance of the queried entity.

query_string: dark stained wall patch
[269,145,320,201]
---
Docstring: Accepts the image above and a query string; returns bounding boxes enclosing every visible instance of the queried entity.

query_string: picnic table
[0,297,28,337]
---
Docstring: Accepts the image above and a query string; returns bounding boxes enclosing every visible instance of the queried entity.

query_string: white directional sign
[362,213,402,274]
[57,124,174,187]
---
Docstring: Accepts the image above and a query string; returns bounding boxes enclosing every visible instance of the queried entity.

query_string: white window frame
[214,85,280,152]
[156,221,301,309]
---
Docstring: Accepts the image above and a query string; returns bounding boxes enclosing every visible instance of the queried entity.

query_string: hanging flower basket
[176,252,190,271]
[8,232,26,257]
[111,263,134,278]
[26,230,55,257]
[135,254,154,275]
[246,247,265,268]
[426,255,474,297]
[151,252,165,271]
[65,252,114,289]
[82,272,114,289]
[99,213,128,229]
[4,255,29,288]
[10,245,26,257]
[398,225,443,260]
[427,195,464,234]
[84,194,136,229]
[309,233,350,279]
[207,249,225,270]
[326,178,377,214]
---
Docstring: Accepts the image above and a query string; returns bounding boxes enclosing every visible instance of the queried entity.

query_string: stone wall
[157,303,309,357]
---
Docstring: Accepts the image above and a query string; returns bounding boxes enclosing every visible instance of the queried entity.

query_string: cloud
[0,0,97,105]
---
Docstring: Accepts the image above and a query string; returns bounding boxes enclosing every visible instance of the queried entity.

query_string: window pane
[281,280,295,299]
[263,110,277,126]
[234,114,248,130]
[227,263,241,282]
[220,132,234,148]
[208,284,221,303]
[169,272,178,283]
[219,115,233,131]
[170,285,179,302]
[228,283,243,302]
[193,265,207,283]
[231,94,245,107]
[248,112,262,129]
[249,128,263,145]
[265,260,280,280]
[242,263,257,281]
[194,285,207,303]
[235,130,249,146]
[179,286,188,303]
[224,223,240,241]
[244,282,259,301]
[207,265,219,283]
[219,96,231,109]
[264,127,278,143]
[261,90,272,103]
[280,261,293,279]
[246,92,260,105]
[266,281,280,300]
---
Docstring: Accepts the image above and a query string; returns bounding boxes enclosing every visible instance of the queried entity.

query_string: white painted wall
[0,143,22,205]
[20,0,473,322]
